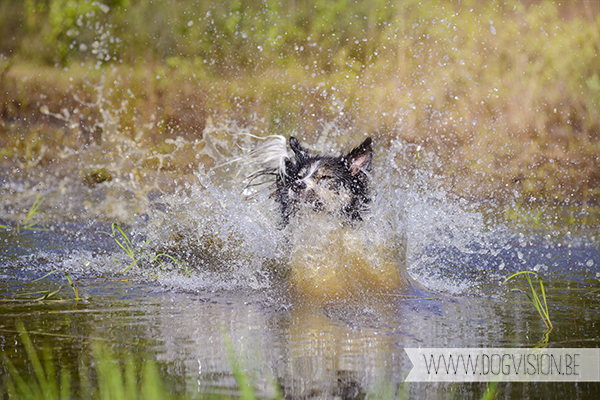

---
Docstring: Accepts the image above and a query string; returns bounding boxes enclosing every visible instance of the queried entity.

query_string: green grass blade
[524,274,544,313]
[154,253,189,274]
[94,342,127,400]
[63,271,80,300]
[31,270,59,283]
[480,381,499,400]
[222,331,256,400]
[504,270,552,331]
[539,279,552,328]
[60,367,71,400]
[141,359,167,400]
[111,223,135,258]
[29,270,81,301]
[42,346,58,399]
[22,224,50,231]
[2,354,37,399]
[503,270,536,284]
[124,355,137,400]
[3,374,18,399]
[16,322,49,396]
[23,195,44,224]
[527,275,551,329]
[114,236,133,258]
[113,223,134,252]
[78,357,91,400]
[38,287,63,301]
[121,258,142,273]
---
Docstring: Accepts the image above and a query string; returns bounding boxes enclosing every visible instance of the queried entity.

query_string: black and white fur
[250,136,373,225]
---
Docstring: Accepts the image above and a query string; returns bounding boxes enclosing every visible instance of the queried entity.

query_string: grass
[0,194,47,234]
[0,0,598,211]
[0,269,82,304]
[1,322,181,400]
[2,322,66,400]
[30,270,81,301]
[101,222,189,274]
[153,253,190,275]
[1,323,281,400]
[503,203,600,229]
[222,331,258,400]
[503,271,553,343]
[101,223,152,273]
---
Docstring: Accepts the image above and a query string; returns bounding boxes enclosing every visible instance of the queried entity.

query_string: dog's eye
[318,175,334,181]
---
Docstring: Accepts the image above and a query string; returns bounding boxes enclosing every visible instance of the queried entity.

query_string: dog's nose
[290,180,306,193]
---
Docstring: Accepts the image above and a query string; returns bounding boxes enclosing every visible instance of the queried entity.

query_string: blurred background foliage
[0,0,599,205]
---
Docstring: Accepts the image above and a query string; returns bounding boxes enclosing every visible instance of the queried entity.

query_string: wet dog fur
[250,136,373,226]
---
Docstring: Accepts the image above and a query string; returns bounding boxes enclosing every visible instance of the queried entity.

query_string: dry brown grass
[0,1,598,206]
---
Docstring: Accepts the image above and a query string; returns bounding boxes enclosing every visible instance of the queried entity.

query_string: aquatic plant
[2,322,68,400]
[30,270,81,301]
[1,323,285,400]
[101,223,190,275]
[480,382,499,400]
[0,269,82,303]
[1,322,181,400]
[0,194,47,234]
[503,271,552,331]
[101,223,152,273]
[153,253,190,275]
[222,331,257,400]
[222,330,283,400]
[503,203,600,230]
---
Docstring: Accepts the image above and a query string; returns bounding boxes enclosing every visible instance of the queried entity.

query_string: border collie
[250,136,373,226]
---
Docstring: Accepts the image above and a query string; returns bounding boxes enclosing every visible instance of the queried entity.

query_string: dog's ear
[345,137,372,176]
[283,158,295,178]
[289,137,309,163]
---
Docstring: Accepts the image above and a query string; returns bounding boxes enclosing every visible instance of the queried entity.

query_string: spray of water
[119,128,503,298]
[1,3,510,299]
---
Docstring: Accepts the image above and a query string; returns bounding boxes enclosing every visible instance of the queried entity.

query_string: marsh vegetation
[1,1,599,399]
[1,0,598,213]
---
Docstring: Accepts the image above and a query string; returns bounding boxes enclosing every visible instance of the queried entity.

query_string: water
[1,135,600,398]
[1,3,599,397]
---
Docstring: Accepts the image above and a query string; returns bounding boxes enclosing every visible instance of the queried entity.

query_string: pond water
[1,142,599,399]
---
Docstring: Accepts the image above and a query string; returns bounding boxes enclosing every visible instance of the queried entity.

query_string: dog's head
[276,137,373,224]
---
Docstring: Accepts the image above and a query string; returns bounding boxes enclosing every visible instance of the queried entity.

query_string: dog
[249,136,373,226]
[246,135,412,300]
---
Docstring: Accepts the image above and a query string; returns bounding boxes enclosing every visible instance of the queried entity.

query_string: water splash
[373,138,508,294]
[0,5,505,295]
[1,110,504,299]
[142,168,284,292]
[125,130,502,297]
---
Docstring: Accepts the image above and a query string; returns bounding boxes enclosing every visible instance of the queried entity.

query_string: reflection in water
[141,283,519,398]
[279,303,400,398]
[2,247,600,399]
[2,132,600,398]
[149,290,408,397]
[286,214,412,302]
